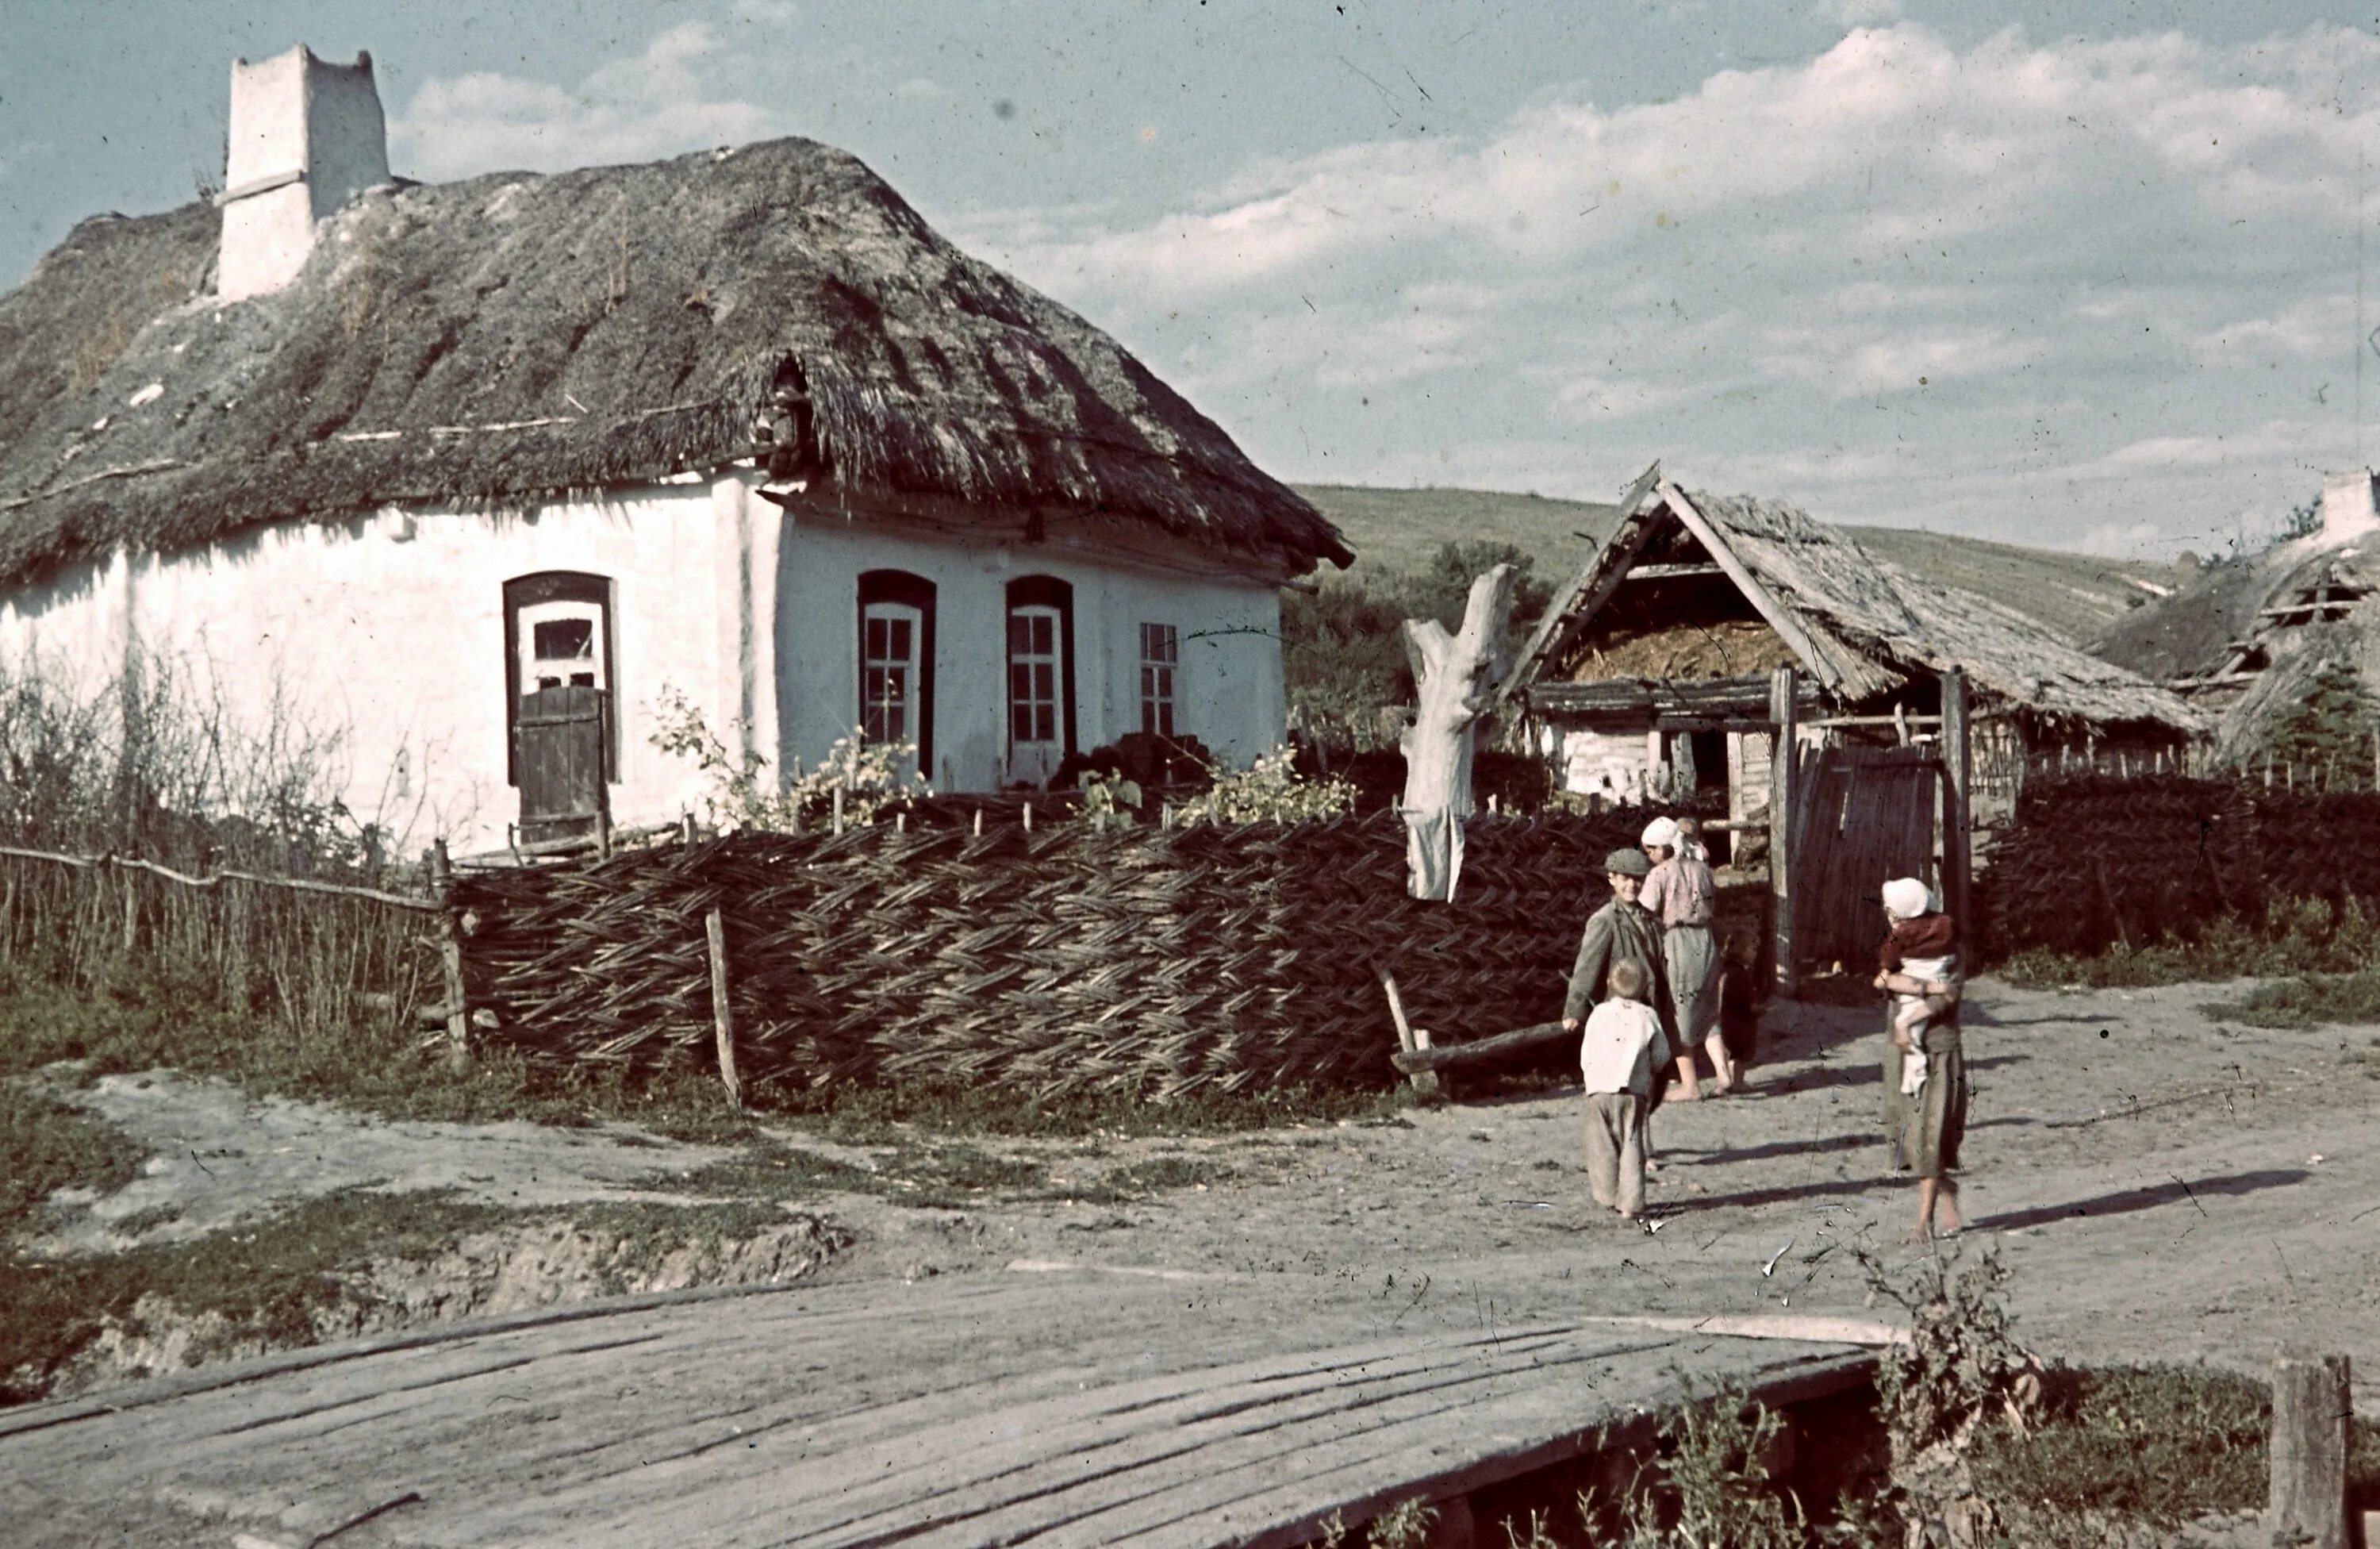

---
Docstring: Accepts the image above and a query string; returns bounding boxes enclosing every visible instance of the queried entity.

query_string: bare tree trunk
[1399,565,1518,901]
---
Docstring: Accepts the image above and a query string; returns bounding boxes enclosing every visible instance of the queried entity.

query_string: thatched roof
[1519,480,2203,736]
[0,138,1351,590]
[2096,523,2378,760]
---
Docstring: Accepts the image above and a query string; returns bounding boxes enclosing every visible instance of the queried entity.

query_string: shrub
[649,687,924,832]
[1168,747,1357,825]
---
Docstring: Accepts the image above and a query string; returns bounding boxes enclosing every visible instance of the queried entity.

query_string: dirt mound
[21,1213,845,1403]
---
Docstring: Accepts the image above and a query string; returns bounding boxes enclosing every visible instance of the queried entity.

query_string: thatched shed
[0,46,1349,855]
[1504,475,2202,824]
[2096,472,2378,769]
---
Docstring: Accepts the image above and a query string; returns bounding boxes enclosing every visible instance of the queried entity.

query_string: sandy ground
[26,975,2380,1412]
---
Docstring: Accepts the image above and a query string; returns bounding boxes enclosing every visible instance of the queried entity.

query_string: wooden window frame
[1005,575,1077,759]
[503,571,617,786]
[857,570,936,771]
[1138,621,1179,738]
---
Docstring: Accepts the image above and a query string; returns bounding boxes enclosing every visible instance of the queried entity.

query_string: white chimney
[217,46,389,301]
[2319,471,2380,544]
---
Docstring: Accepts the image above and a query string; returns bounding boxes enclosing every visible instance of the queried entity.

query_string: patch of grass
[0,1079,148,1232]
[0,965,759,1144]
[1994,896,2380,990]
[1969,1363,2380,1524]
[2200,969,2380,1029]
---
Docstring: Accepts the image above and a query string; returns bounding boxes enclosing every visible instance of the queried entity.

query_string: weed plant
[1994,894,2380,992]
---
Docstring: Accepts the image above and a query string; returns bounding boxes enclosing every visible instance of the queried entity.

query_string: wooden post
[1023,801,1034,834]
[1379,971,1440,1101]
[2268,1348,2351,1549]
[973,808,985,837]
[680,811,697,844]
[831,785,846,835]
[1768,666,1798,998]
[704,906,743,1108]
[120,863,138,956]
[1399,563,1519,901]
[431,840,470,1071]
[1939,669,1973,961]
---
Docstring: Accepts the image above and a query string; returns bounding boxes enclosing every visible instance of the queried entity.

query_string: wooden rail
[0,844,440,913]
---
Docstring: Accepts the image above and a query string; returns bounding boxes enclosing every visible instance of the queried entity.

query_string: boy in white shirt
[1579,959,1664,1220]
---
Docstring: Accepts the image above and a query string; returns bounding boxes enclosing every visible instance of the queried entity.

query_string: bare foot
[1674,1083,1703,1101]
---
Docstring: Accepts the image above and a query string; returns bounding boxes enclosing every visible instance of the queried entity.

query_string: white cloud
[962,20,2380,552]
[391,23,785,181]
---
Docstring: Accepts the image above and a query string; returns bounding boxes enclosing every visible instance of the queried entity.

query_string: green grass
[0,1080,146,1232]
[1994,896,2380,991]
[1970,1364,2380,1525]
[2200,970,2380,1029]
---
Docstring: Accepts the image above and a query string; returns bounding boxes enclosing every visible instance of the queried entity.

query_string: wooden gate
[1789,744,1941,975]
[516,685,609,848]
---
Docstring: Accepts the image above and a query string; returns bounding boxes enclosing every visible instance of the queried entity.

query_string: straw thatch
[1530,484,2202,737]
[0,139,1351,590]
[2095,525,2377,762]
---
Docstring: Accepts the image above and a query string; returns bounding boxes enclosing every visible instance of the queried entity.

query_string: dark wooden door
[1790,744,1940,975]
[516,685,608,845]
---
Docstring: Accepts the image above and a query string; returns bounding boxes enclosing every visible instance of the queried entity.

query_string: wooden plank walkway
[0,1268,1874,1548]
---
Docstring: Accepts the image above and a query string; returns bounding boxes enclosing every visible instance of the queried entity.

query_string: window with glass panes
[1008,606,1061,745]
[861,604,919,744]
[1138,623,1178,736]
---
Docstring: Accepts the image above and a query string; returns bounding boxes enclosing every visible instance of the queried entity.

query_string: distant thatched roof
[2096,521,2378,760]
[0,138,1351,590]
[1519,481,2203,736]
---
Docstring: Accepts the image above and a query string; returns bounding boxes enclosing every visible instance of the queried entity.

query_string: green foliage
[649,686,925,832]
[2267,659,2376,770]
[1077,768,1143,822]
[2199,968,2380,1028]
[0,1082,146,1236]
[1169,746,1357,825]
[1995,894,2380,989]
[1610,1383,1812,1549]
[1967,1365,2268,1524]
[1363,1497,1438,1549]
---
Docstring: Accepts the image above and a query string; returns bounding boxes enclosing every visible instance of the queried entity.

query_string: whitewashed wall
[775,500,1286,793]
[0,484,732,858]
[0,473,1294,855]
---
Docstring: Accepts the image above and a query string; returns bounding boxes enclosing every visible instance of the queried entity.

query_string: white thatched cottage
[0,48,1351,855]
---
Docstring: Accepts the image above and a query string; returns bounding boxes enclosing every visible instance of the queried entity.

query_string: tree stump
[1399,564,1518,901]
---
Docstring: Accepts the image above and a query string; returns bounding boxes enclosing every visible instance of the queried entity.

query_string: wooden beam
[1769,667,1798,1000]
[705,907,744,1107]
[1488,459,1663,715]
[1939,668,1972,961]
[1389,1020,1572,1074]
[1660,482,1841,691]
[1619,562,1727,582]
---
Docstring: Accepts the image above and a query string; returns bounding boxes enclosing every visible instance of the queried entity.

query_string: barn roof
[1510,478,2203,736]
[0,137,1352,591]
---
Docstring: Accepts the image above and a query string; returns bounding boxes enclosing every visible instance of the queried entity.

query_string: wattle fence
[1976,774,2380,958]
[447,809,1741,1099]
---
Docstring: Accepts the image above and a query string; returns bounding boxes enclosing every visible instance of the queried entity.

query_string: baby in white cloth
[1874,878,1958,1097]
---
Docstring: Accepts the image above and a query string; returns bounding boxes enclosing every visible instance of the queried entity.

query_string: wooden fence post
[1939,669,1972,959]
[704,906,743,1107]
[1768,666,1798,998]
[120,862,138,956]
[1379,970,1440,1101]
[2267,1347,2351,1549]
[431,840,471,1071]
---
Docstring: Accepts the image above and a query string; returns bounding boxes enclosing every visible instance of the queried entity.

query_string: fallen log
[1389,1019,1573,1074]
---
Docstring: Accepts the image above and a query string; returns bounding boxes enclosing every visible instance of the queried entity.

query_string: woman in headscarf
[1640,816,1729,1097]
[1874,876,1967,1240]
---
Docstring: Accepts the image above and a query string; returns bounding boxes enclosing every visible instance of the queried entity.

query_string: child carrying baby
[1874,877,1958,1095]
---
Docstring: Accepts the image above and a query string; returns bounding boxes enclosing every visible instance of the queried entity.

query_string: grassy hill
[1293,483,2197,648]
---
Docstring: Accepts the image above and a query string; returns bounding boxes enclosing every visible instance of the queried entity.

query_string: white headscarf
[1640,816,1681,853]
[1882,877,1933,921]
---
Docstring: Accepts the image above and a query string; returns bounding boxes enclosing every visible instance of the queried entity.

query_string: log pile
[451,810,1695,1099]
[1977,774,2380,957]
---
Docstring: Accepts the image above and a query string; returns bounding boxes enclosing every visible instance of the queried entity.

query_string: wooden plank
[1488,459,1663,715]
[1939,669,1972,954]
[1389,1020,1569,1074]
[2267,1348,2351,1549]
[1660,483,1839,691]
[1768,667,1798,997]
[1621,562,1726,581]
[705,907,743,1106]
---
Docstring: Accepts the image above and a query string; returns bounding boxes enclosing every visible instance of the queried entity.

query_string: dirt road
[26,976,2380,1409]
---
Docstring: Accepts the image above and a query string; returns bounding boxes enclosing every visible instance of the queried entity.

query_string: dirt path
[26,976,2380,1412]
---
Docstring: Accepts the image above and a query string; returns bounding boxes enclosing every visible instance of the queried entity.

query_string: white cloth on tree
[1404,806,1466,901]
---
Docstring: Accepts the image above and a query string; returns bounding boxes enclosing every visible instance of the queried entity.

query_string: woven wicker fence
[451,809,1726,1099]
[1977,774,2380,958]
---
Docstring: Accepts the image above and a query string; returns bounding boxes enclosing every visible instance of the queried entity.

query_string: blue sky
[3,1,2372,558]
